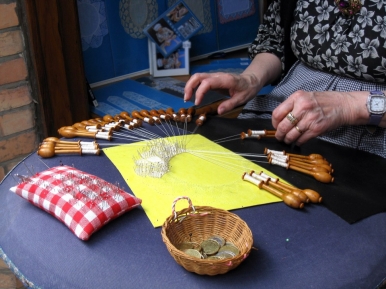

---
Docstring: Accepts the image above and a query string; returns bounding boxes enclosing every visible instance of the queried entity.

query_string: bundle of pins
[37,107,212,158]
[242,170,322,209]
[265,148,334,184]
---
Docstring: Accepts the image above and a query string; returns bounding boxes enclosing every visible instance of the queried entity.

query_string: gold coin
[219,244,240,256]
[201,239,220,255]
[216,250,235,259]
[208,235,225,247]
[183,249,203,259]
[207,255,224,260]
[176,242,194,251]
[176,242,201,251]
[190,242,202,251]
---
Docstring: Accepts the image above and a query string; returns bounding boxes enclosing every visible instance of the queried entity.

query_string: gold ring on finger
[286,112,298,126]
[295,125,303,134]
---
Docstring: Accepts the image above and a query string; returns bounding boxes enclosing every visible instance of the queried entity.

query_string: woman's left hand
[272,90,362,145]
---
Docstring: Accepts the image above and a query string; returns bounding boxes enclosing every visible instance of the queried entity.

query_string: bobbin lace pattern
[134,137,187,178]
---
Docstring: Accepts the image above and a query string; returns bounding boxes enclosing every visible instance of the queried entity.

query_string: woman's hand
[184,52,282,115]
[184,72,262,115]
[272,90,368,145]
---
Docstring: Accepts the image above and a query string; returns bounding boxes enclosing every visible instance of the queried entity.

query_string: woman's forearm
[241,52,282,91]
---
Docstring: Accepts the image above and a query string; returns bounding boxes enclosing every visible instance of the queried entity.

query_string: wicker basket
[161,197,254,275]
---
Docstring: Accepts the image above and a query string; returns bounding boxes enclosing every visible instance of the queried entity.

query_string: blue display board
[77,0,260,84]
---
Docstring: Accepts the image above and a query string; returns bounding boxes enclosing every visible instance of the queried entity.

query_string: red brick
[0,58,28,86]
[0,165,4,181]
[0,106,35,137]
[0,30,23,57]
[0,130,37,162]
[0,3,19,30]
[0,85,32,112]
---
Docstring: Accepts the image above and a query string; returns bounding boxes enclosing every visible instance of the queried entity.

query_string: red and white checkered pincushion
[10,165,142,240]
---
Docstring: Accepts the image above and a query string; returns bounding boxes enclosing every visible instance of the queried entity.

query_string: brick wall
[0,1,39,181]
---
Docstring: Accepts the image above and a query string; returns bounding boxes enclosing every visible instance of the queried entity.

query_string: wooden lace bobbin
[259,171,322,203]
[150,109,171,121]
[260,134,276,138]
[250,171,309,203]
[252,130,277,138]
[79,148,101,155]
[73,139,100,149]
[92,117,110,126]
[177,108,187,122]
[58,126,95,138]
[240,132,257,140]
[286,152,324,160]
[87,118,120,132]
[131,110,155,125]
[105,121,124,130]
[111,116,134,130]
[288,159,334,174]
[43,137,80,146]
[41,143,79,151]
[289,164,334,183]
[264,148,285,155]
[195,101,219,116]
[247,129,265,137]
[265,130,276,136]
[268,154,288,163]
[42,143,99,155]
[113,114,131,125]
[58,126,112,141]
[140,110,161,124]
[187,107,196,122]
[83,118,106,127]
[247,129,266,138]
[158,109,171,119]
[37,144,82,158]
[119,111,142,127]
[195,113,207,126]
[242,173,304,209]
[166,108,180,122]
[73,122,101,131]
[288,156,331,167]
[42,139,98,151]
[38,144,100,158]
[77,124,113,137]
[74,123,111,135]
[269,158,334,183]
[102,114,115,123]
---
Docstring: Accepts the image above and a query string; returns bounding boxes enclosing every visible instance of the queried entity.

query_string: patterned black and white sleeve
[248,0,285,74]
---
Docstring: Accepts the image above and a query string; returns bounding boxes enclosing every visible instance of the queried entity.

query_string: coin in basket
[207,255,225,260]
[201,239,220,255]
[183,249,203,259]
[216,250,235,259]
[176,242,201,251]
[219,244,240,256]
[208,235,225,247]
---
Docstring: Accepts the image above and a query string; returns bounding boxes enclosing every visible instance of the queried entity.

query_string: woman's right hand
[183,53,282,115]
[183,72,262,115]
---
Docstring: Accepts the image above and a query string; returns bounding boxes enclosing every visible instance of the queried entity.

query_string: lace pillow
[10,165,142,240]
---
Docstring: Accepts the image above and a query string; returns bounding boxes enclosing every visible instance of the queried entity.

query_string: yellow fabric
[104,134,282,227]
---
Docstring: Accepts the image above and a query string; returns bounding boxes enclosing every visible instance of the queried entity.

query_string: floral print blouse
[249,0,386,83]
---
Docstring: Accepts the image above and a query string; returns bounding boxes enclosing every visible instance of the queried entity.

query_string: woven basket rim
[161,205,253,274]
